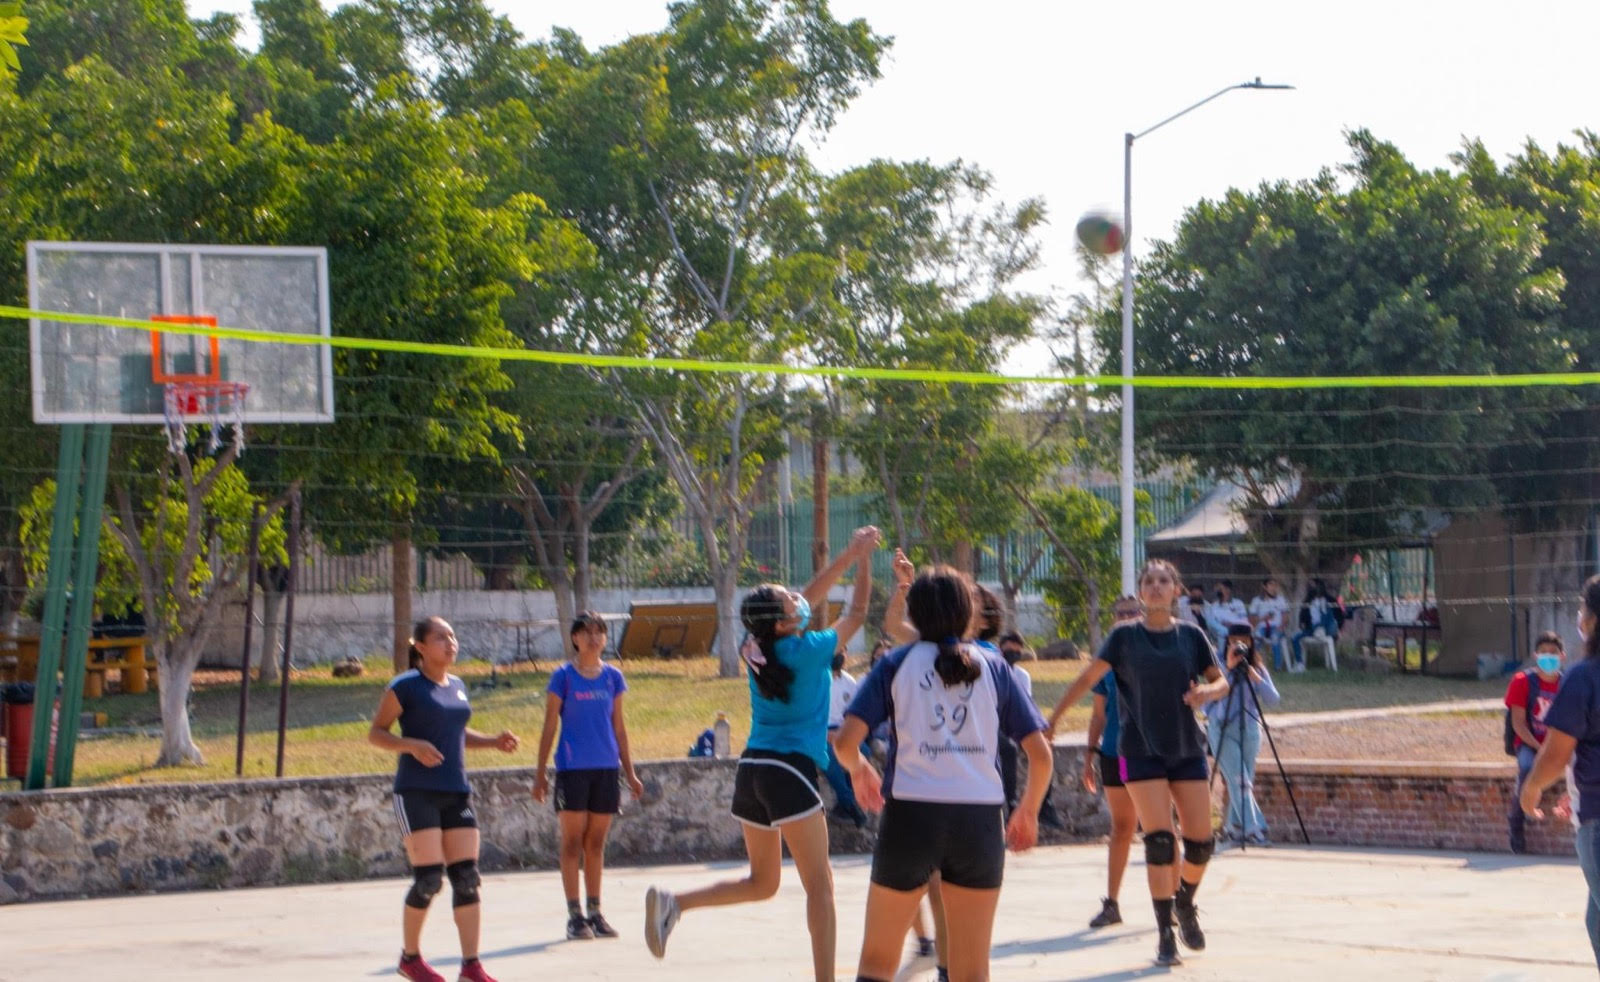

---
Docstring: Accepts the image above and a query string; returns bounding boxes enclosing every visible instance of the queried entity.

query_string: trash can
[2,682,53,779]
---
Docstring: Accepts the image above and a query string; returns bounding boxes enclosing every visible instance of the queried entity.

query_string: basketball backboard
[27,242,334,425]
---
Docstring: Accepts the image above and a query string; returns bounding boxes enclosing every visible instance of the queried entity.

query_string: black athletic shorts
[554,768,622,815]
[1119,755,1208,784]
[730,748,823,828]
[1096,751,1125,790]
[872,798,1006,891]
[393,789,477,835]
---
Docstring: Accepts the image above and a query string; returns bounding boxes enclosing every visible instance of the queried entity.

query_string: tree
[532,0,889,675]
[1116,131,1568,611]
[1030,486,1152,650]
[20,441,289,765]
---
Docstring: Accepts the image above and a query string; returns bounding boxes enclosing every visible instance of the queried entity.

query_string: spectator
[1205,580,1250,648]
[997,632,1064,831]
[1249,578,1290,670]
[823,651,868,827]
[1505,631,1565,853]
[1206,625,1281,845]
[1178,583,1208,630]
[1291,579,1341,669]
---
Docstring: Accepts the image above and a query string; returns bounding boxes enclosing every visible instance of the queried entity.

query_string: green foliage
[0,2,27,83]
[1114,131,1567,583]
[1036,487,1152,644]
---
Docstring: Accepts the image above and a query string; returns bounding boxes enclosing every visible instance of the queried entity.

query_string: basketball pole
[25,425,84,789]
[51,423,112,787]
[1117,78,1294,598]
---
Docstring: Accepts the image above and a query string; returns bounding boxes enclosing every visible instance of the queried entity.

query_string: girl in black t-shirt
[1047,560,1228,967]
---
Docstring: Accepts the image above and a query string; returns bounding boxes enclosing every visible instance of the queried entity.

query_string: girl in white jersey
[837,566,1053,982]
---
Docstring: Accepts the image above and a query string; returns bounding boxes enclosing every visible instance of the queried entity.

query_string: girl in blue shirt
[645,526,880,982]
[532,612,644,941]
[368,617,520,982]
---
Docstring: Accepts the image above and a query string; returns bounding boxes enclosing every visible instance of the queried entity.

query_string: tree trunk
[257,578,284,684]
[574,521,594,616]
[392,531,413,674]
[155,642,204,766]
[953,541,974,577]
[1085,573,1104,652]
[713,562,743,677]
[812,430,829,577]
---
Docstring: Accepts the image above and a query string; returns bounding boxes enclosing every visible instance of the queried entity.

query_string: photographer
[1206,624,1282,845]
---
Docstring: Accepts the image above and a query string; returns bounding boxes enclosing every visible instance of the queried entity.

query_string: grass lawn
[44,655,1509,788]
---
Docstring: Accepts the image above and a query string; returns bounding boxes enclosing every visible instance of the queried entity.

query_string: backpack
[1503,670,1541,756]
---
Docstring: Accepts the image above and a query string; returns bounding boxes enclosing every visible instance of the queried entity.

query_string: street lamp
[1118,77,1294,596]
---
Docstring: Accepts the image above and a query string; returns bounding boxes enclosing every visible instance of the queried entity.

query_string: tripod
[1208,649,1309,847]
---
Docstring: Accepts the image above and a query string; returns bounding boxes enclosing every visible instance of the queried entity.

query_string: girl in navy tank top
[368,617,520,982]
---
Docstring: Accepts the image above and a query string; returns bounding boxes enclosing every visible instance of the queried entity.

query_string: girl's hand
[851,526,882,554]
[1183,680,1208,709]
[892,548,914,587]
[1081,755,1098,792]
[408,739,444,767]
[495,730,520,753]
[1557,794,1573,820]
[1006,806,1039,852]
[627,772,645,800]
[851,760,886,813]
[532,770,549,803]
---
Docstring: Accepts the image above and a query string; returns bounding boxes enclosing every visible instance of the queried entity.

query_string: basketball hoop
[163,380,250,455]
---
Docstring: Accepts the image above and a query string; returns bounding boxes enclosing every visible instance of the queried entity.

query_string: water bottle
[713,712,731,758]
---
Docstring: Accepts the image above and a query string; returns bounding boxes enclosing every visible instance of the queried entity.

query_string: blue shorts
[1119,755,1208,784]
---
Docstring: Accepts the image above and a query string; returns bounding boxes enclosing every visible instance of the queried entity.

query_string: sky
[189,0,1600,374]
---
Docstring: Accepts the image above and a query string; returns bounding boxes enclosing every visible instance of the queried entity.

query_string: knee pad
[1183,836,1216,866]
[447,859,481,908]
[1143,830,1177,867]
[405,863,444,909]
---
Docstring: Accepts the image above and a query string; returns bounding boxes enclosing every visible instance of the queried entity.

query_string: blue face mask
[1536,653,1563,675]
[791,593,811,631]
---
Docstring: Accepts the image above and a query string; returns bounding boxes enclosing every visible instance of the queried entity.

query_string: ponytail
[907,566,982,688]
[408,616,443,670]
[740,585,797,702]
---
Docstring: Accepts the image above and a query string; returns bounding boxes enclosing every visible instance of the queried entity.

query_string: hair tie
[740,635,767,675]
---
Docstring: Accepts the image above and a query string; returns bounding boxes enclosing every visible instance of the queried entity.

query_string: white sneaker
[645,886,680,959]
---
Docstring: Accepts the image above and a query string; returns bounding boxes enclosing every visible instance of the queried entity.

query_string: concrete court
[2,843,1595,981]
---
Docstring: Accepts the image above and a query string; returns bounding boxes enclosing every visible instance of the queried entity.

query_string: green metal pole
[52,424,111,787]
[26,425,85,790]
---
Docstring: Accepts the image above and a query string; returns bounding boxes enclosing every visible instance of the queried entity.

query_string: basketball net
[163,380,250,455]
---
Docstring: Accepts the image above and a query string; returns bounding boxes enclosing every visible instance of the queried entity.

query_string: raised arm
[880,548,917,645]
[801,526,880,611]
[830,549,874,646]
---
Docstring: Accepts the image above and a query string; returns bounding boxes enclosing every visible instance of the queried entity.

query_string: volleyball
[1075,211,1125,255]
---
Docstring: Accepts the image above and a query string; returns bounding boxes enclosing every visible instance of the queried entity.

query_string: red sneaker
[396,953,446,982]
[456,960,498,982]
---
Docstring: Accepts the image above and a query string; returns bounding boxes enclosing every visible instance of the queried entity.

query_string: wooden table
[1,636,154,696]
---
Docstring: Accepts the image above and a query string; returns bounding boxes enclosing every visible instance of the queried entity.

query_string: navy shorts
[554,768,622,815]
[1097,751,1125,790]
[1119,755,1208,784]
[730,749,823,828]
[871,798,1006,891]
[393,790,477,835]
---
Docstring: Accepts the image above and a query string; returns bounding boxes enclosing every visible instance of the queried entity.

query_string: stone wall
[0,747,1106,904]
[1251,759,1574,855]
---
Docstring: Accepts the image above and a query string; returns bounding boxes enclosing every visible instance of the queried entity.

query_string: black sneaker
[1175,900,1206,951]
[587,911,618,938]
[1156,928,1182,966]
[1089,896,1122,929]
[566,912,595,940]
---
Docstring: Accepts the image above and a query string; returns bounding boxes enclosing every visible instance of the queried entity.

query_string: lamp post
[1118,77,1294,596]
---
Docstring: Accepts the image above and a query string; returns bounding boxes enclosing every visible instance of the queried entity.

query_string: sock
[936,967,950,982]
[916,935,934,955]
[461,958,479,967]
[401,952,420,962]
[567,899,582,917]
[1176,878,1200,909]
[1153,897,1175,929]
[587,896,602,916]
